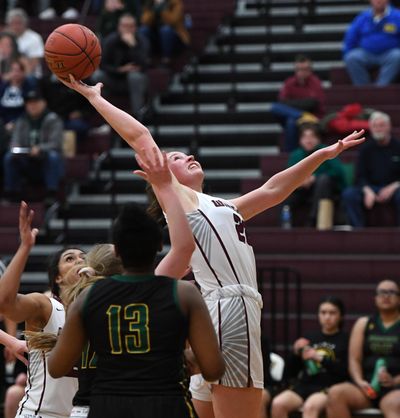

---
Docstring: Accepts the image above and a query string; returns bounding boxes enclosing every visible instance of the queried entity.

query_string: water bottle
[305,359,320,375]
[367,358,386,398]
[281,205,292,229]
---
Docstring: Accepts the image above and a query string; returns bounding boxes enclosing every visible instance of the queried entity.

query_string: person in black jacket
[270,296,349,418]
[94,13,150,120]
[342,111,400,227]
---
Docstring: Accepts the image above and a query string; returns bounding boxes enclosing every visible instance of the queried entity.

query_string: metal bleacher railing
[257,266,302,359]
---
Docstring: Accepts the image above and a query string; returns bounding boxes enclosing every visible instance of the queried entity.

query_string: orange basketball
[44,23,101,81]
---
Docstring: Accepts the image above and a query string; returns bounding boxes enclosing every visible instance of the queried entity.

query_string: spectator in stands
[3,87,64,201]
[0,32,20,78]
[38,0,80,20]
[97,0,143,41]
[5,8,44,79]
[95,13,150,120]
[342,111,400,227]
[41,76,90,145]
[0,59,36,133]
[327,279,400,418]
[139,0,191,65]
[282,124,347,228]
[343,0,400,86]
[270,296,349,418]
[270,54,325,152]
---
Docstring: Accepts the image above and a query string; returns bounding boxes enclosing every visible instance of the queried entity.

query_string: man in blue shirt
[343,0,400,85]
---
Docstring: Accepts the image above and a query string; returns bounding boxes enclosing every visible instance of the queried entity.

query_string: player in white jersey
[18,298,78,418]
[61,74,365,418]
[0,202,84,418]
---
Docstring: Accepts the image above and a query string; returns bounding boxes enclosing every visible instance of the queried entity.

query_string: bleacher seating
[0,8,398,418]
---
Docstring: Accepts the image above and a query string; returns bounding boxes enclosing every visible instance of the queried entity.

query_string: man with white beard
[342,111,400,227]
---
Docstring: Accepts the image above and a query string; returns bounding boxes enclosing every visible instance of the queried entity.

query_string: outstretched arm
[59,76,158,157]
[0,202,50,324]
[134,148,196,279]
[231,130,365,220]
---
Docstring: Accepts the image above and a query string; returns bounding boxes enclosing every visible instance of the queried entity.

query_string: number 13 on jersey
[106,303,150,354]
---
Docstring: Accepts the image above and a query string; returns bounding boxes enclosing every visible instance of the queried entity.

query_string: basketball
[44,23,101,81]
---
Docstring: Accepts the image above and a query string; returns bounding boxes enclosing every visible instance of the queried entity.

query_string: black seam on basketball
[44,25,101,78]
[51,26,95,68]
[45,55,98,78]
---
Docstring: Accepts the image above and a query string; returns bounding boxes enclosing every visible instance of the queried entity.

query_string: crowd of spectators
[0,0,191,203]
[260,280,400,418]
[0,3,398,418]
[273,0,400,229]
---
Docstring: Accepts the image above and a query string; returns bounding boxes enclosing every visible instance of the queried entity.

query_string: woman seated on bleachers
[139,0,190,65]
[270,296,349,418]
[0,58,36,134]
[327,279,400,418]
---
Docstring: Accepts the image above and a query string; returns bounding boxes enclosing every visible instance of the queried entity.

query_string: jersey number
[106,304,150,354]
[233,213,247,244]
[81,342,97,369]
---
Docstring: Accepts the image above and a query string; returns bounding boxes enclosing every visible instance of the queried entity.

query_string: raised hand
[134,147,172,188]
[324,130,365,159]
[58,74,103,101]
[19,201,39,249]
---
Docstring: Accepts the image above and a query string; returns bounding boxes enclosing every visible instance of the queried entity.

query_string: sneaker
[89,124,111,135]
[333,225,354,231]
[39,7,57,19]
[62,7,80,19]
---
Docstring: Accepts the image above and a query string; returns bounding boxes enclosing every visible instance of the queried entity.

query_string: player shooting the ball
[59,72,365,418]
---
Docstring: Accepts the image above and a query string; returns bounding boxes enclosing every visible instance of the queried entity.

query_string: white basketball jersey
[186,192,258,293]
[17,298,78,418]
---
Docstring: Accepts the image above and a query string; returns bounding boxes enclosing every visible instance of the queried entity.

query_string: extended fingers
[343,129,365,142]
[152,146,162,166]
[135,152,153,173]
[19,201,31,227]
[160,151,168,168]
[133,169,148,180]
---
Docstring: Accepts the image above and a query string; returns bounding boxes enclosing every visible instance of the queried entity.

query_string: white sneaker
[39,7,56,19]
[62,7,80,19]
[89,124,111,135]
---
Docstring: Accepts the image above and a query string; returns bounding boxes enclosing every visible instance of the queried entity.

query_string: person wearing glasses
[326,279,400,418]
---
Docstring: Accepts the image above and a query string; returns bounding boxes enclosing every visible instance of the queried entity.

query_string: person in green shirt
[283,123,347,227]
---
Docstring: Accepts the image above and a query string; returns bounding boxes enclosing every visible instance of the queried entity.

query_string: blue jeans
[3,150,64,192]
[65,118,89,143]
[270,102,303,152]
[344,48,400,86]
[342,185,400,227]
[139,24,185,59]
